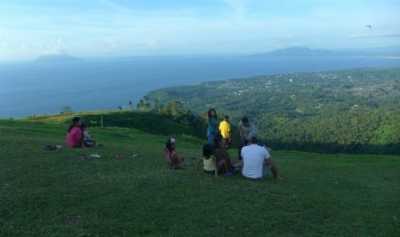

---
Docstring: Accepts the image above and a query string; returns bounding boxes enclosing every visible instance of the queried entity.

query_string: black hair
[250,136,258,144]
[165,138,175,152]
[81,122,87,128]
[241,116,249,124]
[224,115,229,120]
[208,108,217,119]
[202,144,215,159]
[68,117,81,132]
[213,134,224,148]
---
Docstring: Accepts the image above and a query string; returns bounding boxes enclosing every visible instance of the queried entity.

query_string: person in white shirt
[241,136,279,180]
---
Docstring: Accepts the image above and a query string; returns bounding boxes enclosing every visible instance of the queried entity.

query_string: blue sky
[0,0,399,61]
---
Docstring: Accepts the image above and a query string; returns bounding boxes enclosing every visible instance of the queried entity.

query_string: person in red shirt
[66,117,83,148]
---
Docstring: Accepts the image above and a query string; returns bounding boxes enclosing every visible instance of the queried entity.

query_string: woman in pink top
[66,117,83,148]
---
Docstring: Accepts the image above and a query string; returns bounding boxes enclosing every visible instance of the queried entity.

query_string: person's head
[249,136,258,144]
[224,115,230,121]
[81,122,87,131]
[68,117,81,132]
[72,117,81,126]
[208,108,217,119]
[166,137,176,151]
[202,143,214,159]
[241,116,249,126]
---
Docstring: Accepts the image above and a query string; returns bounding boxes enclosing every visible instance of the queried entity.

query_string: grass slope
[27,111,203,138]
[0,120,399,237]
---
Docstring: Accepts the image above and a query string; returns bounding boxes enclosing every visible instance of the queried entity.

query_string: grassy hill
[27,110,206,139]
[0,113,399,236]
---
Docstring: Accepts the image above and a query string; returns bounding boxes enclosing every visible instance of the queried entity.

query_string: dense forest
[141,68,400,154]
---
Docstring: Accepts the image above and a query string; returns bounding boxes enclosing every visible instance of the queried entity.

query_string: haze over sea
[1,55,400,118]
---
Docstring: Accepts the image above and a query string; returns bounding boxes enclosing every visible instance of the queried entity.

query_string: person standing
[207,109,218,145]
[238,116,256,160]
[219,115,231,148]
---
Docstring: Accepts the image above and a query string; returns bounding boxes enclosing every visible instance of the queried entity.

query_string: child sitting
[202,143,216,175]
[214,137,234,176]
[164,137,184,169]
[81,123,96,148]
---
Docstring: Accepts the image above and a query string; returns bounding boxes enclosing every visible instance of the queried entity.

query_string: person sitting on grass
[214,136,235,176]
[241,136,279,180]
[202,143,216,175]
[164,137,184,169]
[66,117,83,148]
[218,115,232,148]
[81,123,96,148]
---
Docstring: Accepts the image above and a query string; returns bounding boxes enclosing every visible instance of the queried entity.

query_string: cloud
[222,0,248,19]
[1,0,400,61]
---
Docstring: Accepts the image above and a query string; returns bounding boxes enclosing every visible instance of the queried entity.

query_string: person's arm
[264,148,278,180]
[164,149,171,162]
[265,158,278,180]
[238,124,243,138]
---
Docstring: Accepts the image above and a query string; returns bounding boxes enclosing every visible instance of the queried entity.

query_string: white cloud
[0,0,399,61]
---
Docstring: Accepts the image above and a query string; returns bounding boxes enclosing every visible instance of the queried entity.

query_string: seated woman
[202,143,216,175]
[81,123,96,148]
[66,117,83,148]
[214,137,235,176]
[164,137,184,169]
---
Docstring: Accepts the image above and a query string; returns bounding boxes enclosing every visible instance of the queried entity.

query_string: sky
[0,0,399,61]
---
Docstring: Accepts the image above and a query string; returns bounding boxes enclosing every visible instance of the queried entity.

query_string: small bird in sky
[365,24,373,30]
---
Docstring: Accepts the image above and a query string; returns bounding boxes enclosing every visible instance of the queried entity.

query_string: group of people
[65,117,96,148]
[164,108,279,180]
[205,108,278,180]
[65,112,278,181]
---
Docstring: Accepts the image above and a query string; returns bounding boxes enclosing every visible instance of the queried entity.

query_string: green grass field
[0,119,399,236]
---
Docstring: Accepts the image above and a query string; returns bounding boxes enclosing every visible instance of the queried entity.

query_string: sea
[1,55,400,118]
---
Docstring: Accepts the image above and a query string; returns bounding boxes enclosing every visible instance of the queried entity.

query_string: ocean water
[1,55,400,118]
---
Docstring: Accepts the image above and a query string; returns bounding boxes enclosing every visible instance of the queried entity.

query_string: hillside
[27,110,206,139]
[145,68,400,154]
[0,116,399,236]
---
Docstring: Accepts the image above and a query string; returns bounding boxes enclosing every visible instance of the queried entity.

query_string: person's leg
[217,159,234,175]
[216,160,227,174]
[84,140,96,148]
[171,154,184,169]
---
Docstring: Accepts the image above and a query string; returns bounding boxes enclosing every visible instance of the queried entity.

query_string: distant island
[35,54,81,63]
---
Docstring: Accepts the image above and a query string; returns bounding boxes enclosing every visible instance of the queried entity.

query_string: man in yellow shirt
[219,115,231,147]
